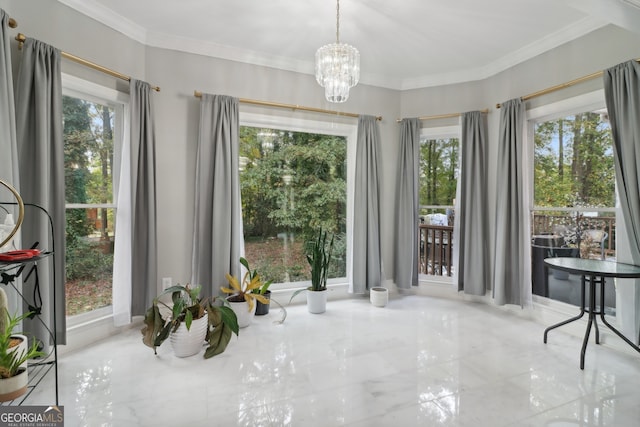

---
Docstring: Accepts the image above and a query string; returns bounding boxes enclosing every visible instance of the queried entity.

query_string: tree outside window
[63,95,117,316]
[239,126,347,284]
[532,110,616,259]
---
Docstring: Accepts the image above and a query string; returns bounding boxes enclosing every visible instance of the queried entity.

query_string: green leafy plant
[221,268,270,313]
[307,229,334,291]
[0,288,45,379]
[241,257,272,295]
[141,284,239,359]
[289,229,334,303]
[0,313,44,379]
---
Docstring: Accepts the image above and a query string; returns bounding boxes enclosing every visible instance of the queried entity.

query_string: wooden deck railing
[418,224,454,276]
[532,213,616,257]
[417,214,616,277]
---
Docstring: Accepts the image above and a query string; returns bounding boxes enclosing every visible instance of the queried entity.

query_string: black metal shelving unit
[0,202,59,406]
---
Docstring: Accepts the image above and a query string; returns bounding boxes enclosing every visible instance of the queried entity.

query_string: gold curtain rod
[396,108,489,123]
[496,58,640,108]
[194,91,382,121]
[15,33,160,92]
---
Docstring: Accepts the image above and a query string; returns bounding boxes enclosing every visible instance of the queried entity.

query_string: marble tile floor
[24,295,640,426]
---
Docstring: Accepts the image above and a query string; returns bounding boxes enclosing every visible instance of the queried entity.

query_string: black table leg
[591,275,600,345]
[598,275,640,354]
[580,312,593,370]
[544,275,587,344]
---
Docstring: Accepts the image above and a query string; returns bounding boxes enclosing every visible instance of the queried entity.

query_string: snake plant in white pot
[290,229,334,314]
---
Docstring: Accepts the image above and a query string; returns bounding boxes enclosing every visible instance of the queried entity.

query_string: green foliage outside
[419,138,458,208]
[532,112,616,256]
[239,127,346,283]
[63,96,116,315]
[534,112,614,209]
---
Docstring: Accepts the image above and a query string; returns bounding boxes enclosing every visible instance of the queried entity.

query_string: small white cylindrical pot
[169,315,208,357]
[370,287,389,308]
[0,368,28,402]
[306,289,327,314]
[226,297,256,328]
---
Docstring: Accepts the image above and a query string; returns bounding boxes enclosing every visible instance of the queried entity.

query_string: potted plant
[290,229,334,314]
[240,257,273,316]
[141,284,239,358]
[222,266,270,328]
[0,288,45,402]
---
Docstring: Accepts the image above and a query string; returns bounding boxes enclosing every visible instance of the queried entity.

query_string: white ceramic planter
[169,315,208,357]
[0,367,27,402]
[227,297,256,328]
[370,287,389,308]
[306,289,327,314]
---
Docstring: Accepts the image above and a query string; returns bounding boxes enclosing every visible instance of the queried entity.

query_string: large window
[62,76,126,318]
[418,127,460,277]
[529,93,617,312]
[532,108,615,259]
[239,117,352,286]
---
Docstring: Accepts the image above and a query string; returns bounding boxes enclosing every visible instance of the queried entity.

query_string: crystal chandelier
[315,0,360,103]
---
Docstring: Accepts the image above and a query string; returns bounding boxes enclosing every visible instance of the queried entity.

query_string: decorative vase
[0,367,27,402]
[169,315,208,358]
[370,287,389,307]
[226,296,256,328]
[306,289,327,314]
[255,290,271,316]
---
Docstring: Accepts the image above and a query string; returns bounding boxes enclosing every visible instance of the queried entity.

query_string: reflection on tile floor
[25,295,640,426]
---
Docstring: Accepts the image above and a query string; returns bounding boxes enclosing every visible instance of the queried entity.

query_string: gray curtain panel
[458,111,489,294]
[0,9,18,188]
[191,94,243,296]
[604,61,640,263]
[603,60,640,343]
[394,118,420,289]
[493,98,529,306]
[15,38,66,344]
[129,79,158,316]
[0,10,21,312]
[352,115,382,293]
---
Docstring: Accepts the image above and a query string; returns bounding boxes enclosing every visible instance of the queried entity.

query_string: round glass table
[543,257,640,369]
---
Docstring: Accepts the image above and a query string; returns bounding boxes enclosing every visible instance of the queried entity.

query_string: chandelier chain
[336,0,340,43]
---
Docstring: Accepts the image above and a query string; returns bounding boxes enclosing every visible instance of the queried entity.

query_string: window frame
[418,124,461,282]
[526,90,614,214]
[239,112,357,291]
[526,90,623,318]
[62,74,129,325]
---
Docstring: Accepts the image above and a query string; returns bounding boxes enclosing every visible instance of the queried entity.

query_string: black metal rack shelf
[0,202,59,406]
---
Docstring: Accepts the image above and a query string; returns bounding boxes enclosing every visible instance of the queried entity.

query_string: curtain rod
[496,58,640,108]
[396,108,489,123]
[15,33,160,92]
[194,91,382,121]
[8,17,17,28]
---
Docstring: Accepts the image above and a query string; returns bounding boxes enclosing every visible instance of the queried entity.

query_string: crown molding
[57,0,148,43]
[570,0,640,35]
[399,16,608,90]
[56,1,609,91]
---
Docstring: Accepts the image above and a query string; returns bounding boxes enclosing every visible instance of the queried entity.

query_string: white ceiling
[56,0,640,90]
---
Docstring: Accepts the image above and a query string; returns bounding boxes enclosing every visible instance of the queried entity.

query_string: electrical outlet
[162,277,172,290]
